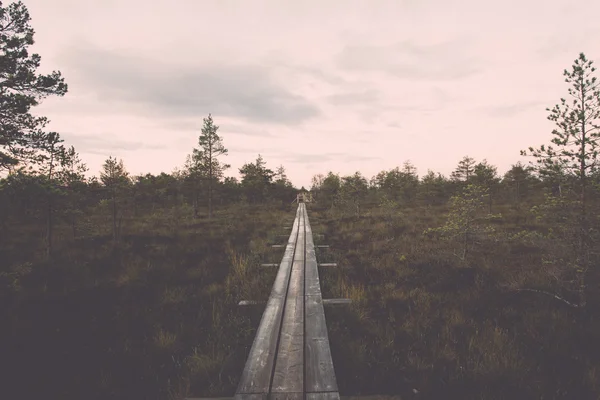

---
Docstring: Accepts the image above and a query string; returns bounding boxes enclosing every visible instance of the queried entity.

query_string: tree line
[311,157,539,215]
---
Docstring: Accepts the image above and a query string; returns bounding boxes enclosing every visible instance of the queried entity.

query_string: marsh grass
[3,196,599,399]
[0,202,292,400]
[313,201,600,399]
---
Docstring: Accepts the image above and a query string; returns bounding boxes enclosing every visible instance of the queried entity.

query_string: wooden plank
[236,296,284,393]
[189,397,339,400]
[187,397,235,400]
[236,207,301,395]
[303,204,339,394]
[232,396,394,400]
[237,204,341,399]
[270,293,304,392]
[233,395,267,400]
[305,297,328,337]
[271,206,305,393]
[260,263,279,267]
[306,393,341,400]
[271,207,302,298]
[318,263,337,267]
[305,297,338,393]
[304,208,322,297]
[270,393,304,400]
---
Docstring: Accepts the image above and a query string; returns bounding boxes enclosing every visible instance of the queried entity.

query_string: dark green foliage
[272,164,297,204]
[371,161,419,204]
[189,114,229,219]
[419,169,450,206]
[424,184,502,260]
[521,52,600,308]
[502,162,537,205]
[100,156,131,245]
[338,171,369,217]
[451,155,476,182]
[239,154,275,204]
[522,53,600,183]
[472,160,500,212]
[311,171,341,209]
[0,1,67,170]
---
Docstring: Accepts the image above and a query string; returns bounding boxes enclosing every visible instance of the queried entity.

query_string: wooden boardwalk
[235,203,339,400]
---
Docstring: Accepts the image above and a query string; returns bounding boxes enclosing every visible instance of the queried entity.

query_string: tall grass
[315,202,600,399]
[0,202,292,400]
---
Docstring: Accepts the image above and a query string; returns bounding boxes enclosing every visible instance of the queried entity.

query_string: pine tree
[472,160,500,212]
[274,165,290,186]
[192,114,229,219]
[521,52,600,308]
[100,156,130,245]
[311,172,341,209]
[31,131,86,257]
[239,154,274,204]
[451,156,476,182]
[503,162,533,205]
[338,172,369,218]
[0,1,68,170]
[419,170,448,206]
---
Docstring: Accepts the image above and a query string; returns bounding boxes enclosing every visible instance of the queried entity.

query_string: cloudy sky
[25,0,600,187]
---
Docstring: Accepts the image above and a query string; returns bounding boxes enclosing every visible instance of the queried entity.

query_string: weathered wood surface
[189,397,402,400]
[306,393,342,400]
[271,213,305,393]
[304,205,339,395]
[236,206,301,395]
[235,203,339,399]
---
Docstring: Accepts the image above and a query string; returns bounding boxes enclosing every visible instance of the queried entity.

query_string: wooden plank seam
[235,204,340,400]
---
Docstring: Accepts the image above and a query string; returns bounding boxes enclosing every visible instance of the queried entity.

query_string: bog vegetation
[1,1,600,399]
